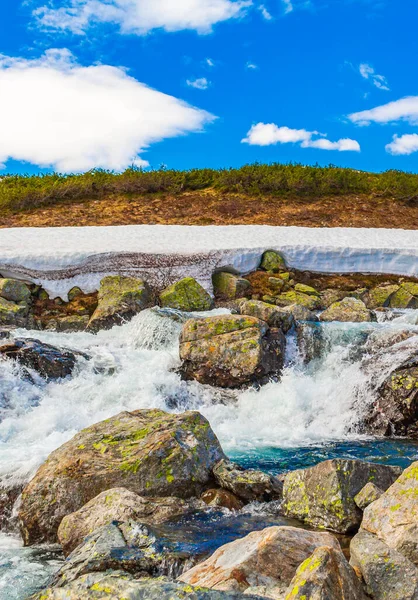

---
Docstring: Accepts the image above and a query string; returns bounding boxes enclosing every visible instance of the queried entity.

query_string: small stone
[213,272,250,300]
[67,286,84,302]
[239,299,294,332]
[282,304,319,322]
[275,291,321,311]
[213,459,283,502]
[354,482,384,510]
[201,489,244,511]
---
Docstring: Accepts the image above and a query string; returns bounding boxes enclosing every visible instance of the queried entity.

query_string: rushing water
[0,307,417,598]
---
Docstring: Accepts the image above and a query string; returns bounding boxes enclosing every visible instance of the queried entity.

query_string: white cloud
[259,4,273,19]
[206,58,215,67]
[359,63,389,91]
[242,123,360,151]
[246,61,258,70]
[349,96,418,126]
[0,49,215,172]
[282,0,293,13]
[35,0,252,35]
[187,77,210,90]
[386,134,418,156]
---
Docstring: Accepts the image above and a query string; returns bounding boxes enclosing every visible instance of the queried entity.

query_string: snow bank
[0,225,416,298]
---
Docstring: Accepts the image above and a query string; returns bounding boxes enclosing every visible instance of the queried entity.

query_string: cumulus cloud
[187,77,210,89]
[242,123,360,151]
[348,96,418,126]
[282,0,293,13]
[34,0,252,35]
[0,49,215,172]
[359,63,389,91]
[386,134,418,156]
[259,4,273,19]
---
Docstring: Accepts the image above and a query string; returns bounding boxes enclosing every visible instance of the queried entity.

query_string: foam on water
[1,308,417,489]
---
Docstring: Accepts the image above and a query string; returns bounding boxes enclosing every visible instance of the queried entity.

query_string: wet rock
[213,272,250,300]
[275,291,321,311]
[201,489,244,511]
[350,530,418,600]
[0,278,32,303]
[361,461,418,565]
[296,322,324,363]
[363,357,418,438]
[29,573,265,599]
[260,250,286,272]
[179,314,285,388]
[284,545,367,600]
[363,284,400,309]
[354,482,384,511]
[179,526,340,595]
[160,277,213,312]
[320,298,372,323]
[88,276,151,332]
[19,409,225,545]
[283,303,319,322]
[283,459,401,534]
[238,299,294,332]
[0,338,86,381]
[53,521,196,587]
[0,298,30,327]
[364,328,415,353]
[0,484,22,532]
[213,459,283,503]
[58,487,204,556]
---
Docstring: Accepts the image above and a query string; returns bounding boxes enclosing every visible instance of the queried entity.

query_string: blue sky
[1,0,418,174]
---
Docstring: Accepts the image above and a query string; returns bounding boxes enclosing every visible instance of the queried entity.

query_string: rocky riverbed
[0,249,417,599]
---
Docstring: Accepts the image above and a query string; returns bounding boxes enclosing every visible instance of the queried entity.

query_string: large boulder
[0,338,86,381]
[320,298,372,323]
[350,530,418,600]
[283,459,401,533]
[239,299,294,333]
[283,303,318,322]
[19,409,225,545]
[284,545,367,600]
[212,272,250,300]
[361,461,418,565]
[260,250,286,272]
[29,573,265,600]
[53,521,197,587]
[213,459,283,503]
[88,276,150,331]
[363,357,418,438]
[389,282,418,309]
[0,278,32,303]
[179,314,285,388]
[179,526,340,595]
[160,277,213,312]
[58,488,203,556]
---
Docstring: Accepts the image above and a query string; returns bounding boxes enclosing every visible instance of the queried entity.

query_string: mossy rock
[283,459,401,534]
[239,299,294,332]
[260,250,286,273]
[364,284,399,309]
[275,291,321,311]
[179,314,285,388]
[320,297,372,323]
[389,284,418,309]
[212,272,250,300]
[67,286,84,302]
[354,482,384,510]
[88,276,150,332]
[19,409,225,545]
[0,278,31,303]
[294,283,319,296]
[160,277,213,311]
[0,297,29,327]
[284,545,367,600]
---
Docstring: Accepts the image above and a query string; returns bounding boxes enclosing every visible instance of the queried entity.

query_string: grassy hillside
[0,164,417,228]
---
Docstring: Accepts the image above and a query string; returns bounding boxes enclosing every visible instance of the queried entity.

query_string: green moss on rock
[160,277,213,311]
